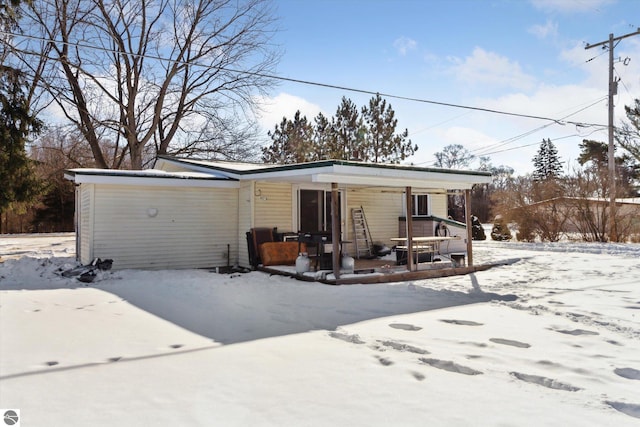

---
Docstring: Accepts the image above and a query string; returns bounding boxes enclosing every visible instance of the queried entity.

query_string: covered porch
[231,161,491,284]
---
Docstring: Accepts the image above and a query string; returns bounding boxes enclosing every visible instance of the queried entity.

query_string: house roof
[64,168,239,188]
[525,196,640,207]
[154,156,493,190]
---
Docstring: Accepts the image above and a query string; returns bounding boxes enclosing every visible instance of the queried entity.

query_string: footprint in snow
[45,361,59,367]
[389,323,422,331]
[411,371,426,381]
[377,340,429,355]
[554,328,599,336]
[460,341,488,348]
[510,372,581,391]
[419,358,482,376]
[169,344,184,349]
[439,319,483,326]
[489,338,531,348]
[375,356,394,366]
[614,367,640,380]
[329,332,365,344]
[606,401,640,419]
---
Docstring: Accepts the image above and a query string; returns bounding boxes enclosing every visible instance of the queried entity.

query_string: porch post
[331,182,341,279]
[405,186,415,272]
[464,189,473,266]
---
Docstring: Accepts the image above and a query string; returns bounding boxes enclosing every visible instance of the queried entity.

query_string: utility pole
[585,28,640,242]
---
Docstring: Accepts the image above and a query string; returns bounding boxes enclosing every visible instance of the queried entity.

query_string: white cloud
[393,36,417,56]
[449,47,537,91]
[530,0,615,13]
[528,19,558,39]
[441,126,497,152]
[255,92,324,132]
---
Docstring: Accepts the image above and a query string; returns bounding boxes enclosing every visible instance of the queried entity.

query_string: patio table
[390,236,461,269]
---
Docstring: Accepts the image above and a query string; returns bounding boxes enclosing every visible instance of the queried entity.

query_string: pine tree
[361,93,416,163]
[618,98,640,163]
[262,110,314,164]
[328,97,364,160]
[531,138,564,202]
[532,138,562,182]
[532,138,562,181]
[262,95,417,164]
[0,65,43,217]
[312,112,331,160]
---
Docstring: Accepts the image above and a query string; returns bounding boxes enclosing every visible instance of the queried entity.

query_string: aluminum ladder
[351,206,373,259]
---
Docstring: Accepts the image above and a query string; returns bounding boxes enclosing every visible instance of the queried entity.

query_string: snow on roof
[618,197,640,204]
[66,168,231,180]
[64,167,239,188]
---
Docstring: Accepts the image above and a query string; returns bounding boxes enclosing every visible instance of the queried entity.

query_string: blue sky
[256,0,640,174]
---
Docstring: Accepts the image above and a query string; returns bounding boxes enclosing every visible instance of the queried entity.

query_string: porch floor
[258,255,504,285]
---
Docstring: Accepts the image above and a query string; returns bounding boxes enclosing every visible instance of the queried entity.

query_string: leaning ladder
[351,206,373,259]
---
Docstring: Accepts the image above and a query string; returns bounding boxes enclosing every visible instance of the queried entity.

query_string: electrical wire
[470,97,608,157]
[1,29,610,129]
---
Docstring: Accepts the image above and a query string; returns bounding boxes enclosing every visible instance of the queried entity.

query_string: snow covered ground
[1,233,639,426]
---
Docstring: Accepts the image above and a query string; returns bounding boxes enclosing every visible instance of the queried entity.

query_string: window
[412,194,430,216]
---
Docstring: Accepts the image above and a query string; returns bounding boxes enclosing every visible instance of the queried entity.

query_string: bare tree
[433,144,474,169]
[6,0,280,169]
[492,175,567,242]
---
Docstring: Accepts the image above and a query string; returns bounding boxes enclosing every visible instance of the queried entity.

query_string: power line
[1,29,610,129]
[415,97,607,167]
[470,96,608,157]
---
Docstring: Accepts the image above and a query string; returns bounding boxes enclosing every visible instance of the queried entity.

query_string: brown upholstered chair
[250,227,275,266]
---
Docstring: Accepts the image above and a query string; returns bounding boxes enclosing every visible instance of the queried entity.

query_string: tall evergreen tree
[329,97,365,160]
[312,112,331,160]
[262,95,417,164]
[531,138,563,202]
[577,139,639,197]
[361,93,416,163]
[532,138,562,182]
[617,98,640,163]
[262,110,314,164]
[0,65,43,217]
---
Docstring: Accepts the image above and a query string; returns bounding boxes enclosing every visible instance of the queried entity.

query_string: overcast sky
[256,0,640,174]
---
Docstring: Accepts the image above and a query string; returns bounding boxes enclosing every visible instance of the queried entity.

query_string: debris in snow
[59,258,113,283]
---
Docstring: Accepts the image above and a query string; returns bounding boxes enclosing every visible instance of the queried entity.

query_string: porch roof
[155,156,492,190]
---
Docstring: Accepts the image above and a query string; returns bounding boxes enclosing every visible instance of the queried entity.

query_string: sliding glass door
[298,189,341,233]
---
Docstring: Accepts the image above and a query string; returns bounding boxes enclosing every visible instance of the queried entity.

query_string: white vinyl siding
[253,182,293,232]
[79,184,95,264]
[90,185,238,270]
[345,188,403,252]
[430,193,448,218]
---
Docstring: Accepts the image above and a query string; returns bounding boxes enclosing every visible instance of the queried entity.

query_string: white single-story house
[64,156,492,277]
